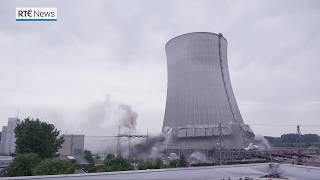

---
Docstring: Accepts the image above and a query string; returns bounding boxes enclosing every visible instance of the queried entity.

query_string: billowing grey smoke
[26,96,168,156]
[79,96,138,136]
[190,151,207,163]
[22,95,140,154]
[117,104,137,130]
[132,135,166,158]
[131,127,174,158]
[78,96,138,153]
[254,134,271,150]
[245,134,271,151]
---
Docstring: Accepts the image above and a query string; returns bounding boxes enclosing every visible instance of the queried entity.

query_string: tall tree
[15,118,64,158]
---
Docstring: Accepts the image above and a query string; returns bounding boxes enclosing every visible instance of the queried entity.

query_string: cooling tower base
[163,123,254,150]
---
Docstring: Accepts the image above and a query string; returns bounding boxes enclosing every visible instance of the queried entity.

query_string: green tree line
[265,133,320,147]
[6,118,74,177]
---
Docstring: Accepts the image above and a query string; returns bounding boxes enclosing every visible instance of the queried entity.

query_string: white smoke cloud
[79,96,138,136]
[22,95,139,154]
[190,151,207,162]
[115,104,138,130]
[76,95,138,153]
[245,134,271,151]
[254,134,271,150]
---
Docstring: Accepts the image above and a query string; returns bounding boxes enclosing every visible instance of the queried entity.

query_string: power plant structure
[162,32,254,153]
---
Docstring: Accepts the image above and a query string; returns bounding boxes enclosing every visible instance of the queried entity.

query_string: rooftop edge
[165,32,228,49]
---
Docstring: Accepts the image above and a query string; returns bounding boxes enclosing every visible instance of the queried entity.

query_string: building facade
[59,134,84,156]
[163,32,254,150]
[0,118,20,155]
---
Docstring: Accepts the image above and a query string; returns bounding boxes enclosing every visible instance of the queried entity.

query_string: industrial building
[162,32,254,151]
[0,118,20,155]
[59,134,85,156]
[58,134,89,165]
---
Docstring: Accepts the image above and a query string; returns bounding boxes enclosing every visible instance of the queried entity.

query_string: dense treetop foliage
[83,150,94,164]
[15,118,64,158]
[32,158,75,175]
[136,158,164,170]
[6,153,41,177]
[104,154,133,172]
[101,154,188,172]
[178,154,188,167]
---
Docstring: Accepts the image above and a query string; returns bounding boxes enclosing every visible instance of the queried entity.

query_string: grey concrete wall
[59,135,84,156]
[0,118,19,155]
[163,32,254,149]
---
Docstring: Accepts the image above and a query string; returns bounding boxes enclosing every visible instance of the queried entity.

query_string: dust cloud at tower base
[162,32,254,151]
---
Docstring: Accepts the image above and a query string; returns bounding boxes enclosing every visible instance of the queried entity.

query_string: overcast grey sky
[0,0,319,136]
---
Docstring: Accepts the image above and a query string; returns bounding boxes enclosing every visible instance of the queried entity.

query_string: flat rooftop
[3,163,320,180]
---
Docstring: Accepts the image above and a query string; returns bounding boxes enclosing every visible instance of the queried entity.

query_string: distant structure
[58,134,88,165]
[0,118,20,155]
[0,156,13,168]
[59,134,85,156]
[162,32,254,151]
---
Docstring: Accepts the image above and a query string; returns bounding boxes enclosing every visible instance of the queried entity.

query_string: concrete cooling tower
[162,32,254,151]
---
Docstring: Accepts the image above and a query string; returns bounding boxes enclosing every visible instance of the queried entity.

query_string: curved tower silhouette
[163,32,254,150]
